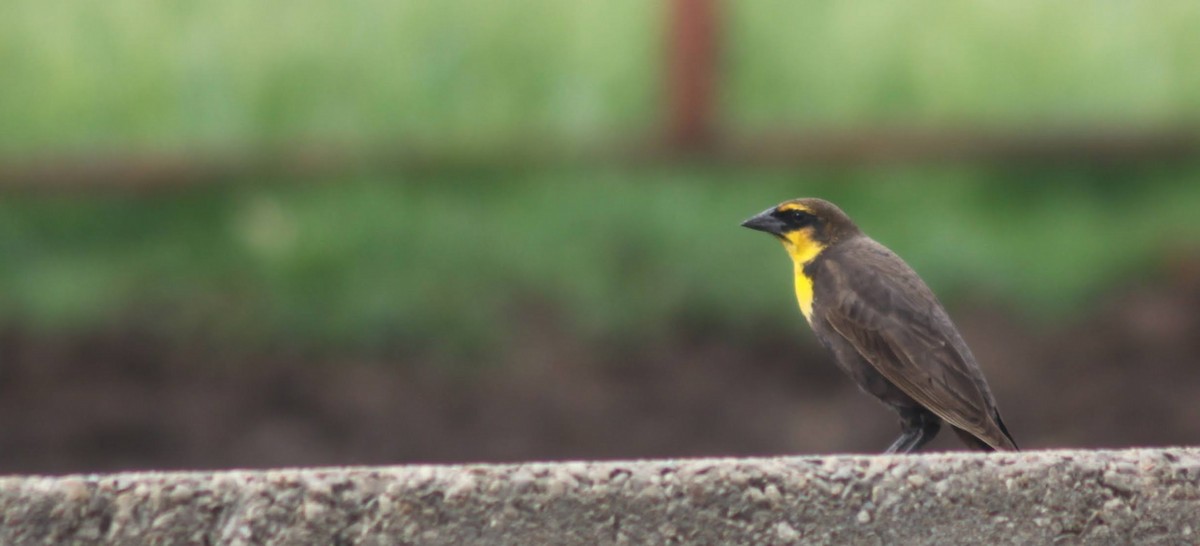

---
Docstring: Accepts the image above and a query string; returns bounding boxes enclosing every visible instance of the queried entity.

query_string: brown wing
[816,240,1016,450]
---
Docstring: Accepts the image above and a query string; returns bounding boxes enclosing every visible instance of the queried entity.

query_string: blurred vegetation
[2,1,1200,353]
[729,2,1200,127]
[5,1,1200,153]
[4,170,1200,354]
[0,0,658,153]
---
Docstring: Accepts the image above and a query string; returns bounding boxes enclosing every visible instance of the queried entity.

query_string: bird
[741,198,1017,453]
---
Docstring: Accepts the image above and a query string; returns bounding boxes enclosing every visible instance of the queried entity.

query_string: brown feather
[811,236,1018,451]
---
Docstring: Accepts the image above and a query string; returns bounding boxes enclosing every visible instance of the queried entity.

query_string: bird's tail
[955,410,1019,451]
[994,411,1020,450]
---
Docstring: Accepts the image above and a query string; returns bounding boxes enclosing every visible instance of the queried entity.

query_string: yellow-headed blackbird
[742,198,1017,453]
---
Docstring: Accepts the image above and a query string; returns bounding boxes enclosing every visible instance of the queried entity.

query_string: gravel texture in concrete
[1,448,1198,545]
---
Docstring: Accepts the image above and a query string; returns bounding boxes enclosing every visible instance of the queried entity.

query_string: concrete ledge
[1,448,1197,545]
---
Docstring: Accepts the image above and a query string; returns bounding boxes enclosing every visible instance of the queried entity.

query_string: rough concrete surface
[1,448,1198,545]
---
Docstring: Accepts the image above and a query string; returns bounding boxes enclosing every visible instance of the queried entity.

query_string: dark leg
[884,407,941,454]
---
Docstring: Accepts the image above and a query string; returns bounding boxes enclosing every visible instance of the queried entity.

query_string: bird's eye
[781,209,814,227]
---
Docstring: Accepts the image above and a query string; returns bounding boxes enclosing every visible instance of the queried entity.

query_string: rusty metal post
[666,0,719,152]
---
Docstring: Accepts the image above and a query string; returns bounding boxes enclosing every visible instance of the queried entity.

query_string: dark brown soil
[2,280,1199,475]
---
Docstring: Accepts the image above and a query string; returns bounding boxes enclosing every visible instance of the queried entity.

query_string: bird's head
[740,198,860,264]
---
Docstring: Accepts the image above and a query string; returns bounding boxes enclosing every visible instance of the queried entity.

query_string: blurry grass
[4,2,1200,154]
[728,1,1200,127]
[2,168,1199,354]
[4,1,1200,354]
[0,0,660,154]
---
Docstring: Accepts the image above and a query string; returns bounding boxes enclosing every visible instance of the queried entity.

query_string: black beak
[740,208,786,236]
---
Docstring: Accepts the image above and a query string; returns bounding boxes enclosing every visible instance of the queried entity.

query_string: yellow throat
[780,228,825,323]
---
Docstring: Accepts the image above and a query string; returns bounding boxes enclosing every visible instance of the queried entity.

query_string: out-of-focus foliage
[1,1,1199,352]
[3,170,1198,351]
[0,0,658,153]
[729,2,1200,126]
[4,1,1200,153]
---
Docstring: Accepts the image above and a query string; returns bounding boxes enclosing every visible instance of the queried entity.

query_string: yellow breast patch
[794,267,815,322]
[780,227,825,324]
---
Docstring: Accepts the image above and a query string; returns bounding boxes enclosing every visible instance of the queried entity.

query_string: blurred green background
[2,1,1199,472]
